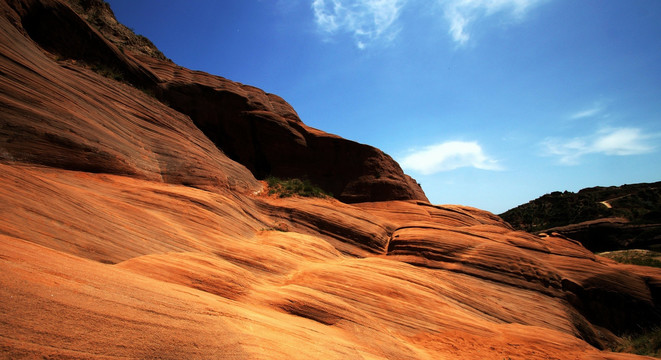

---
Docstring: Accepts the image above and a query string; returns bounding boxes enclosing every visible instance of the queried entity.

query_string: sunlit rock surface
[0,0,659,358]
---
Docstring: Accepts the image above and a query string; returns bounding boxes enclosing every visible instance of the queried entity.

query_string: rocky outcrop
[501,182,661,252]
[2,164,659,358]
[139,54,428,203]
[1,0,660,358]
[358,201,661,341]
[544,218,661,253]
[3,0,427,203]
[0,0,258,193]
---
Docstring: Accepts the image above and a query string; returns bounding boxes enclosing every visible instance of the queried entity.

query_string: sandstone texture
[1,0,426,203]
[1,0,660,359]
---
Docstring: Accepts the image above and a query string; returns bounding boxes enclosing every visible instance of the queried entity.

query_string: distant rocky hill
[500,182,661,252]
[1,0,660,358]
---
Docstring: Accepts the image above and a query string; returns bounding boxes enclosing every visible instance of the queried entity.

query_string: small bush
[614,327,661,357]
[613,256,661,268]
[265,176,332,199]
[91,63,124,82]
[598,250,661,269]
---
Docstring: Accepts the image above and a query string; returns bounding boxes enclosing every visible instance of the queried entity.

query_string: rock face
[500,182,661,252]
[544,218,661,253]
[2,0,427,203]
[0,0,258,193]
[141,54,428,203]
[1,0,660,359]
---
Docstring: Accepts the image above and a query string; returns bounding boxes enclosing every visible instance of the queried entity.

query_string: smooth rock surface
[0,0,659,359]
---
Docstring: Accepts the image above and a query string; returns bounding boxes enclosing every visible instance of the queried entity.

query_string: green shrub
[623,257,661,268]
[598,250,661,269]
[614,327,661,357]
[91,63,125,82]
[265,176,332,199]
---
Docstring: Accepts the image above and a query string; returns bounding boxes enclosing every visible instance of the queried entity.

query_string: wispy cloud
[569,102,609,120]
[442,0,547,45]
[312,0,406,49]
[311,0,547,48]
[542,127,656,164]
[570,106,602,120]
[400,141,502,175]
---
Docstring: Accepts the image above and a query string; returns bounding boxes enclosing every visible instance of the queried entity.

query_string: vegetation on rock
[614,327,661,358]
[266,176,332,199]
[599,249,661,268]
[500,182,661,233]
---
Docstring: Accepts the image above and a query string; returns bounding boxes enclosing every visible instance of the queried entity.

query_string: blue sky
[106,0,661,214]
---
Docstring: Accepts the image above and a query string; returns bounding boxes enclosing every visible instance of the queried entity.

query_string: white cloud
[568,101,611,120]
[312,0,406,48]
[542,127,656,164]
[442,0,546,45]
[311,0,547,47]
[400,141,502,175]
[569,106,602,120]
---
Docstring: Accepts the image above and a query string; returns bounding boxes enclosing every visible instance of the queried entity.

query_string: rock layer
[0,0,659,359]
[2,164,658,359]
[140,54,427,203]
[0,0,258,193]
[545,218,661,253]
[3,0,427,203]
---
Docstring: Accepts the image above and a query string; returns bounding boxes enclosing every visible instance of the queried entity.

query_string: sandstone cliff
[1,0,659,359]
[2,0,426,203]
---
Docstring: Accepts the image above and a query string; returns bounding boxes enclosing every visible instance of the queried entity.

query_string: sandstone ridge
[3,0,426,203]
[1,0,660,359]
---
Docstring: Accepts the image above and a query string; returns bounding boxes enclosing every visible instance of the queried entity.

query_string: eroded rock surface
[2,0,426,203]
[138,53,427,203]
[0,0,258,193]
[0,0,659,359]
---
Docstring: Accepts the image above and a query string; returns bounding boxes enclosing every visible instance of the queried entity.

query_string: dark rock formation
[0,0,259,193]
[138,54,428,203]
[545,218,661,253]
[3,0,427,203]
[501,182,661,252]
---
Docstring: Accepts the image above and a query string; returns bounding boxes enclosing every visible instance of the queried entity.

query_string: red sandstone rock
[138,53,428,203]
[0,1,659,359]
[0,0,258,193]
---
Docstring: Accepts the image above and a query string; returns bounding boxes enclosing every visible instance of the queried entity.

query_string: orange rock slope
[1,0,659,359]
